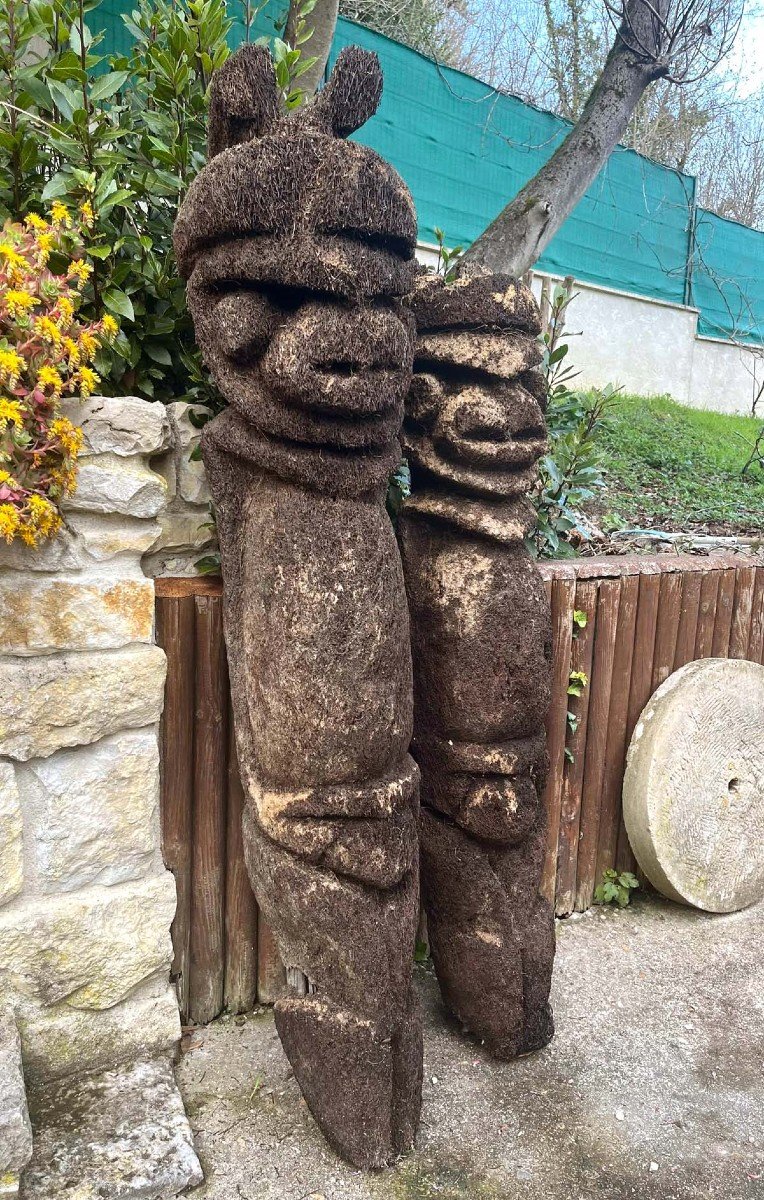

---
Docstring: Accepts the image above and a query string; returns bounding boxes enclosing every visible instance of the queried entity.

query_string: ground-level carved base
[243,803,423,1168]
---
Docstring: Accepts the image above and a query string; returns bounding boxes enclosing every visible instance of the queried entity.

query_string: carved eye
[212,290,279,363]
[406,373,443,427]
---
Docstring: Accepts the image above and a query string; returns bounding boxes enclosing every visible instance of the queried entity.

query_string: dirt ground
[178,895,764,1200]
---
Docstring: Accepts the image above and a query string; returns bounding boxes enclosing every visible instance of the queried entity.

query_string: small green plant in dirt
[564,667,588,763]
[594,868,640,907]
[572,609,587,634]
[530,279,615,559]
[432,226,463,279]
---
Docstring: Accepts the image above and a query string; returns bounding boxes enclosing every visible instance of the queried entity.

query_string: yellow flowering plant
[0,212,119,546]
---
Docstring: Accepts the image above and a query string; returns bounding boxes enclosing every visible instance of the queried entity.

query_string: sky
[728,9,764,95]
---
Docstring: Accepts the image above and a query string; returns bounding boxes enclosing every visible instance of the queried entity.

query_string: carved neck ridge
[402,489,536,545]
[203,406,398,501]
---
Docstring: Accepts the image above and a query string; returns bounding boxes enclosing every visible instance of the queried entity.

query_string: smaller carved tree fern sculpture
[174,46,423,1168]
[398,271,555,1059]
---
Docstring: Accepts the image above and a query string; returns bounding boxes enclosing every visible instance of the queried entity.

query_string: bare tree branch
[459,0,744,277]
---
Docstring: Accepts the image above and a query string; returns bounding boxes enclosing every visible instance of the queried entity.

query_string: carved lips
[403,370,548,498]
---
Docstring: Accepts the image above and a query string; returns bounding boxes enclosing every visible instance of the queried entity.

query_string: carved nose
[453,397,511,443]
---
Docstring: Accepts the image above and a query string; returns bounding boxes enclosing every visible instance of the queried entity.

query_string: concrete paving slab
[177,896,764,1200]
[21,1057,202,1199]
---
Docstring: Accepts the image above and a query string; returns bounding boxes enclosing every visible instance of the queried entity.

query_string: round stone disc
[623,657,764,913]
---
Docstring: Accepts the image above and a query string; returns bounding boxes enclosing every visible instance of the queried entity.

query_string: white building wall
[689,335,763,416]
[537,274,761,417]
[416,244,762,416]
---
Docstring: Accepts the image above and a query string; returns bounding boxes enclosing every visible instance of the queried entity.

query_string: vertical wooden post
[224,713,258,1014]
[189,594,228,1025]
[595,573,639,883]
[651,571,682,690]
[555,578,598,916]
[616,567,661,873]
[694,569,720,658]
[748,567,764,664]
[540,573,576,906]
[257,918,287,1004]
[729,565,756,659]
[575,578,620,912]
[711,567,736,657]
[673,568,702,670]
[155,595,195,1024]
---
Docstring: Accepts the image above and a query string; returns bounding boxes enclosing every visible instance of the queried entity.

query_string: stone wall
[146,402,218,577]
[0,397,186,1101]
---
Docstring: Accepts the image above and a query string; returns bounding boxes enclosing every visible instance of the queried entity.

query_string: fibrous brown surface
[174,46,422,1168]
[398,270,556,1059]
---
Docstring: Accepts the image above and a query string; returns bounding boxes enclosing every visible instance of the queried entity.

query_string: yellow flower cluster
[0,210,118,547]
[0,397,24,427]
[5,290,38,319]
[0,350,24,389]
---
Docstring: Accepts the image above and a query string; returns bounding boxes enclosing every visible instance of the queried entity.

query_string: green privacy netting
[99,1,763,344]
[692,209,764,342]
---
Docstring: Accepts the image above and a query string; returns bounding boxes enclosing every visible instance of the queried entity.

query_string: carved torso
[174,45,422,1168]
[398,271,556,1056]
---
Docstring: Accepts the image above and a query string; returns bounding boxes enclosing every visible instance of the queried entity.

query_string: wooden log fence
[156,554,764,1024]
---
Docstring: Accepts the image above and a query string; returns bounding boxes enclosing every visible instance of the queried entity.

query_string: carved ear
[208,44,280,159]
[313,47,382,138]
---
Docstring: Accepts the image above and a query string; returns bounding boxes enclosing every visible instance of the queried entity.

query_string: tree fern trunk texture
[174,45,423,1169]
[398,271,556,1058]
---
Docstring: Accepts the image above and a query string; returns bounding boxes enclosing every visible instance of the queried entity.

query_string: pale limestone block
[18,730,161,892]
[63,453,167,518]
[20,1057,202,1199]
[62,396,171,457]
[0,527,83,575]
[0,516,160,576]
[141,551,214,579]
[66,513,161,561]
[0,874,177,1009]
[0,763,23,907]
[0,568,154,655]
[14,972,180,1083]
[149,448,178,503]
[0,645,166,762]
[624,658,764,912]
[148,508,214,555]
[0,1007,32,1193]
[167,402,211,505]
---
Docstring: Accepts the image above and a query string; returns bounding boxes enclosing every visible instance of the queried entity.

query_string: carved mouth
[435,427,547,469]
[401,429,541,499]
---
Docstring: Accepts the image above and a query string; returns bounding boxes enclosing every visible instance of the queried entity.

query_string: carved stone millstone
[623,657,764,912]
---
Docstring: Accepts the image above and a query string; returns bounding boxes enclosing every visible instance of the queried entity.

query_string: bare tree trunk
[286,0,340,97]
[460,6,666,277]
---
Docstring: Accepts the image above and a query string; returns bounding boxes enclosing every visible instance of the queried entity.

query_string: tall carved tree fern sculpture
[398,271,555,1058]
[173,45,423,1168]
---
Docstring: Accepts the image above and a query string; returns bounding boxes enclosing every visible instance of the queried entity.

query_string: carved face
[187,270,414,452]
[402,275,548,499]
[174,45,417,454]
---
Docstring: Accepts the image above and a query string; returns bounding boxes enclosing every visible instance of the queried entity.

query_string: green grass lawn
[593,393,764,536]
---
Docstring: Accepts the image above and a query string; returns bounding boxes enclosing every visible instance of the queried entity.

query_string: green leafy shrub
[0,0,314,409]
[594,868,640,907]
[0,0,237,403]
[530,280,615,559]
